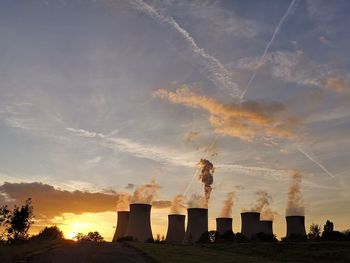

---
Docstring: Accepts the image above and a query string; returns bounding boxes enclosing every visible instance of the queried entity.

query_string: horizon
[1,0,350,242]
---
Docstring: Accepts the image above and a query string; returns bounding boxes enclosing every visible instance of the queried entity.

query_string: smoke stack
[165,214,185,244]
[216,217,233,235]
[112,211,130,242]
[125,204,153,242]
[184,208,208,243]
[259,220,273,235]
[241,212,260,239]
[286,216,306,238]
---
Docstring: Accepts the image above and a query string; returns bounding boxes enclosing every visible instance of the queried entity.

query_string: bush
[117,236,134,242]
[281,234,307,242]
[253,232,278,242]
[146,237,155,243]
[215,231,235,242]
[234,232,249,243]
[30,226,64,241]
[197,232,210,244]
[322,231,348,241]
[75,231,104,242]
[154,234,165,244]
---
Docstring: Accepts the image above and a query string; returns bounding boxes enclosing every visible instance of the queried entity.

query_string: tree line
[0,199,104,244]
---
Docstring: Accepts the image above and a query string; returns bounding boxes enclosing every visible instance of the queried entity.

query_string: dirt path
[26,242,153,263]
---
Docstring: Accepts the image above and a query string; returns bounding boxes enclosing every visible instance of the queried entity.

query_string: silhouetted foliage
[117,236,134,242]
[281,234,307,242]
[197,231,211,244]
[0,205,10,240]
[253,232,278,242]
[1,198,34,243]
[146,237,155,243]
[308,223,321,240]
[75,231,104,242]
[234,232,249,243]
[154,234,165,244]
[215,230,235,242]
[322,220,334,238]
[30,226,64,241]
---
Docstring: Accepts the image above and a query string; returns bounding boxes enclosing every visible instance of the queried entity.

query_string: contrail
[240,0,298,100]
[296,143,335,178]
[130,0,240,98]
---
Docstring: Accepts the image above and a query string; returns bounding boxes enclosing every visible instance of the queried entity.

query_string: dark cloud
[0,182,118,219]
[0,182,172,219]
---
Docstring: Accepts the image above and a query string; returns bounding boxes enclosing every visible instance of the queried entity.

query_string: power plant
[184,208,208,243]
[125,204,153,242]
[112,211,130,242]
[286,216,306,238]
[241,212,260,239]
[259,220,273,235]
[165,214,185,244]
[110,207,309,242]
[216,217,233,236]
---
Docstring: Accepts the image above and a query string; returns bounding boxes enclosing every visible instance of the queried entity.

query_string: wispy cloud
[236,50,350,94]
[66,126,296,181]
[129,0,240,98]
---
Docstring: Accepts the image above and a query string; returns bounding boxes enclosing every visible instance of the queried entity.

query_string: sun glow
[49,212,117,241]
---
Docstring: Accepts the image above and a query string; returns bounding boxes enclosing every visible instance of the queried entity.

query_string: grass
[127,241,350,263]
[0,239,67,263]
[1,239,350,263]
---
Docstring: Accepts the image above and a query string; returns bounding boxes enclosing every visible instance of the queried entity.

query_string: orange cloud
[326,77,348,94]
[154,87,298,141]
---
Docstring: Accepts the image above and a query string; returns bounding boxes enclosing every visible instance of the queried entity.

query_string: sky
[0,0,350,241]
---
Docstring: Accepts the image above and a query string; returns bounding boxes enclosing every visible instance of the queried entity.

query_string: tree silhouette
[322,220,334,239]
[1,198,34,243]
[308,223,321,240]
[75,231,104,242]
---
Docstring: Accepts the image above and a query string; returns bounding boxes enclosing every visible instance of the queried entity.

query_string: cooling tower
[286,216,306,238]
[216,217,233,235]
[184,208,208,243]
[165,214,185,244]
[259,220,273,235]
[241,212,260,239]
[112,211,130,242]
[125,204,153,242]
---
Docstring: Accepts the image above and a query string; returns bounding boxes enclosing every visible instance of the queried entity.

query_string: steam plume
[219,192,234,218]
[187,193,206,208]
[170,194,186,214]
[253,190,272,212]
[131,179,161,204]
[116,192,131,211]
[197,159,214,207]
[286,172,304,216]
[243,191,275,220]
